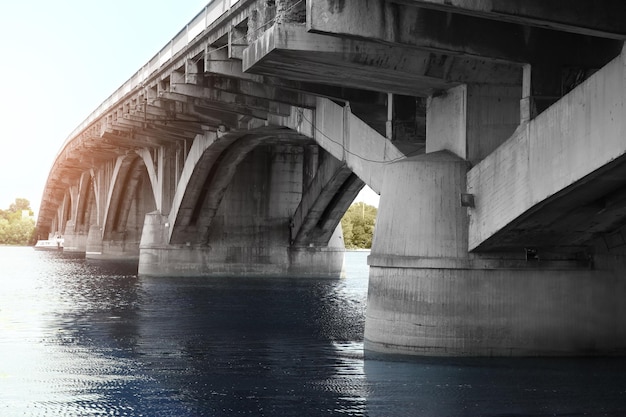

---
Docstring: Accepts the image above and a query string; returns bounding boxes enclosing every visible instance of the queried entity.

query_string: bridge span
[37,0,626,357]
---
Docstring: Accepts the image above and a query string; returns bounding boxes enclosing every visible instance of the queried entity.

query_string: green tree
[0,198,35,246]
[0,218,9,243]
[9,198,31,213]
[341,202,377,249]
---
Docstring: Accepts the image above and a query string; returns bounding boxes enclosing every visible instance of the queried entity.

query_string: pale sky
[0,1,378,216]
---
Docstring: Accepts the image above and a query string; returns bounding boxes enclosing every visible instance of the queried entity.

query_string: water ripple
[2,248,626,416]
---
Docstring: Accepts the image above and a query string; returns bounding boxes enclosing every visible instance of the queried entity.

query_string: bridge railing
[61,0,241,151]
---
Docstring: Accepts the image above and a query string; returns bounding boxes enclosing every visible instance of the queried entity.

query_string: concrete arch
[102,154,157,244]
[63,172,98,253]
[169,128,315,245]
[75,172,95,234]
[139,126,353,277]
[291,163,364,247]
[58,191,72,236]
[167,126,369,248]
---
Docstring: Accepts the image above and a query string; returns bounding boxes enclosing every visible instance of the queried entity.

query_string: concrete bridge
[37,0,626,357]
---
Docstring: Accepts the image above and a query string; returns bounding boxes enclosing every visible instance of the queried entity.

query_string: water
[1,246,626,416]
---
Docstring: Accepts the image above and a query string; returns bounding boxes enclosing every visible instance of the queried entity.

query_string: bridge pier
[365,151,626,356]
[85,224,104,258]
[138,211,345,277]
[62,220,88,253]
[84,224,142,261]
[138,143,348,278]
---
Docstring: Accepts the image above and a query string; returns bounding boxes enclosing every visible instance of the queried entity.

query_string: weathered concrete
[468,48,626,252]
[399,0,626,39]
[35,0,626,358]
[85,224,104,258]
[426,83,520,165]
[366,264,626,357]
[366,151,626,356]
[62,220,88,253]
[139,143,347,278]
[307,0,621,67]
[140,210,344,277]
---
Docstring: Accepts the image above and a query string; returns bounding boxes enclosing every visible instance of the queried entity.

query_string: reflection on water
[1,246,626,416]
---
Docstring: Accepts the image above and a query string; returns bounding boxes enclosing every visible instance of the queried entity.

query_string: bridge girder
[392,0,626,40]
[204,74,316,109]
[244,22,523,98]
[169,83,292,117]
[307,0,622,67]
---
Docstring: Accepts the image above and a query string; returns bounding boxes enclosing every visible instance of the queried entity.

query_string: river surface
[1,246,626,416]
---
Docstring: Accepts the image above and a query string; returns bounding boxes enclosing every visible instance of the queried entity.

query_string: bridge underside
[37,0,626,357]
[476,153,626,254]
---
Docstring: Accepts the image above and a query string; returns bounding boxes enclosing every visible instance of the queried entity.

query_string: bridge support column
[62,220,87,253]
[365,151,626,357]
[139,217,345,278]
[85,224,104,258]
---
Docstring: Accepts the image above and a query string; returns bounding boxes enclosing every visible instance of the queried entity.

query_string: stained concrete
[366,151,626,356]
[468,48,626,253]
[35,0,626,358]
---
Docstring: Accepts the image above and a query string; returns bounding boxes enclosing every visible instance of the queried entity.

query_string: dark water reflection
[1,247,626,416]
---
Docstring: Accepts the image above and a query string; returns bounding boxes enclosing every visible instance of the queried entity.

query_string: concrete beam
[110,118,196,142]
[170,83,292,116]
[153,96,237,128]
[467,51,626,252]
[205,45,398,109]
[293,170,363,246]
[311,97,404,193]
[131,103,200,122]
[291,156,361,246]
[228,22,248,60]
[244,23,521,97]
[101,130,161,149]
[206,45,263,82]
[161,91,271,121]
[205,74,316,108]
[394,0,626,40]
[307,0,622,67]
[129,106,216,132]
[123,113,207,137]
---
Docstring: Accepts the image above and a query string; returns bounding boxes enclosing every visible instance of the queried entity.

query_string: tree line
[341,202,377,249]
[0,197,377,248]
[0,198,35,245]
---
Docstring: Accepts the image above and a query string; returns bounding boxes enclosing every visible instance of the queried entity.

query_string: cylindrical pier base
[365,151,626,356]
[138,211,345,278]
[365,265,626,356]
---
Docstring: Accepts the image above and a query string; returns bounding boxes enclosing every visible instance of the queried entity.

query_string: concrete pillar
[138,211,345,278]
[365,151,626,356]
[62,220,87,253]
[85,224,103,258]
[100,233,140,261]
[137,211,169,275]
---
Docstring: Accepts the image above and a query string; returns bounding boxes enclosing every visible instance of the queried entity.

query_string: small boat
[34,236,64,251]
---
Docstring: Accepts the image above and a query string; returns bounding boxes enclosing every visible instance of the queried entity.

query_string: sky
[0,1,378,216]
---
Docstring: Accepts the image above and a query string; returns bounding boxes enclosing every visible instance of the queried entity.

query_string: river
[1,246,625,416]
